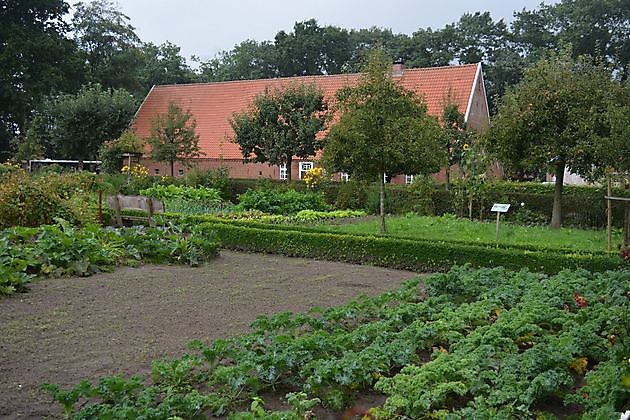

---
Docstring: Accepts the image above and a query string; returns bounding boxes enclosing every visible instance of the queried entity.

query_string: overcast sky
[92,0,559,62]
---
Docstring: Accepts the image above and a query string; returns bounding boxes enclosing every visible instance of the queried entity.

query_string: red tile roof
[133,63,481,160]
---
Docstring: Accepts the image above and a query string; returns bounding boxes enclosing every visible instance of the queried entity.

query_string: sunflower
[463,143,470,151]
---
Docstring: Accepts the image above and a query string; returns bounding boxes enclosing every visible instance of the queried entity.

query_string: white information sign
[491,203,511,213]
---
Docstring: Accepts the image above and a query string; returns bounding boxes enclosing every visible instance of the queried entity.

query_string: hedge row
[189,219,622,274]
[164,213,605,254]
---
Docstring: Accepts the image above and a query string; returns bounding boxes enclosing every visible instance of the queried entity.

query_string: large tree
[72,0,143,93]
[147,102,203,177]
[487,52,622,228]
[0,0,82,159]
[25,83,137,162]
[140,41,197,90]
[512,0,630,80]
[323,50,445,233]
[230,83,327,181]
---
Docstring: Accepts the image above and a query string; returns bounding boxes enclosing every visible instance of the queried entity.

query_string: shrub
[0,172,61,228]
[184,167,232,198]
[334,180,369,210]
[237,188,330,214]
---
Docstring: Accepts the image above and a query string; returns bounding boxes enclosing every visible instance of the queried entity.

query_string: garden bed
[0,251,416,418]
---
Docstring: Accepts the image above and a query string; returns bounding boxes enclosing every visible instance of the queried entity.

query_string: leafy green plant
[44,266,630,418]
[237,188,330,215]
[141,184,222,203]
[0,222,220,296]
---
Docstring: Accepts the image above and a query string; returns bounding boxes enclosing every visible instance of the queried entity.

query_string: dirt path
[0,251,418,419]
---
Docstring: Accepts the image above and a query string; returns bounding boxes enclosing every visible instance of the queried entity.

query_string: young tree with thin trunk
[487,52,621,228]
[147,102,202,177]
[323,50,445,234]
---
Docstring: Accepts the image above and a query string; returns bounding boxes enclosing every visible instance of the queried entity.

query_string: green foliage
[319,213,621,253]
[184,167,232,199]
[324,50,445,182]
[324,49,446,233]
[71,0,143,93]
[30,83,138,161]
[230,83,327,181]
[161,216,623,274]
[147,102,203,177]
[487,51,624,227]
[334,180,369,210]
[0,0,82,158]
[0,221,220,296]
[99,131,144,174]
[45,265,630,418]
[0,171,101,228]
[141,184,222,203]
[237,188,330,215]
[140,41,198,88]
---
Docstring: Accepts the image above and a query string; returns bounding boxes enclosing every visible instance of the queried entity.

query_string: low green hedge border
[187,219,622,274]
[163,213,614,255]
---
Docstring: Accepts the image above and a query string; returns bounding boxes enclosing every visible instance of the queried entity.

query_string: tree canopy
[0,0,82,160]
[486,52,624,228]
[323,50,445,233]
[230,83,327,181]
[26,83,137,162]
[147,102,203,177]
[3,0,627,165]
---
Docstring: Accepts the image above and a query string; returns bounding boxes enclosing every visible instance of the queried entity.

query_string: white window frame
[340,172,350,182]
[178,168,184,177]
[154,168,160,175]
[405,174,414,185]
[299,161,314,179]
[279,163,287,180]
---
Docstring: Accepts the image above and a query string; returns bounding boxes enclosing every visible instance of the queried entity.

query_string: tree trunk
[607,174,612,251]
[550,161,565,229]
[379,173,386,234]
[624,201,630,247]
[170,160,174,177]
[286,157,292,182]
[445,166,450,191]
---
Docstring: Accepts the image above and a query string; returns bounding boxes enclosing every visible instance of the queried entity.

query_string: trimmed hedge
[164,213,604,254]
[180,218,622,274]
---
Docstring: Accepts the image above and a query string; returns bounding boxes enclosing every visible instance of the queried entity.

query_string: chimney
[392,58,405,77]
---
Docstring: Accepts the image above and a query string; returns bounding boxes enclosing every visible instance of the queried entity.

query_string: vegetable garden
[0,166,628,418]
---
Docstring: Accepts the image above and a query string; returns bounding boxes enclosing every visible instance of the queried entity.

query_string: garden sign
[491,203,510,242]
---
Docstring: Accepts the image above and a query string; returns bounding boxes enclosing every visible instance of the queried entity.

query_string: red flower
[574,293,588,308]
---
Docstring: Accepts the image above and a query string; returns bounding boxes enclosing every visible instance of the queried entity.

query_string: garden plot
[0,251,416,418]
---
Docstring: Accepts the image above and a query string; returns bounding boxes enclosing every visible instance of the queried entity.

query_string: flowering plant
[121,164,149,178]
[303,167,325,189]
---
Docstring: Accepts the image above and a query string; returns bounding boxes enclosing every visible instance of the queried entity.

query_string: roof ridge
[153,62,481,90]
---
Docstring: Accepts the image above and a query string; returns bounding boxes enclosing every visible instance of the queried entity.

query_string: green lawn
[317,214,621,252]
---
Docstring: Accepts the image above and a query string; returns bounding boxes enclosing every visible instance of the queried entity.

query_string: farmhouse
[132,62,489,183]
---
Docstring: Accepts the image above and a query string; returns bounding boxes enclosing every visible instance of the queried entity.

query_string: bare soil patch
[0,251,418,419]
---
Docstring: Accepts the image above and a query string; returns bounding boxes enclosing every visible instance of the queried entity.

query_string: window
[154,168,160,175]
[299,161,314,179]
[405,174,414,185]
[178,169,184,176]
[340,172,350,182]
[279,163,287,180]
